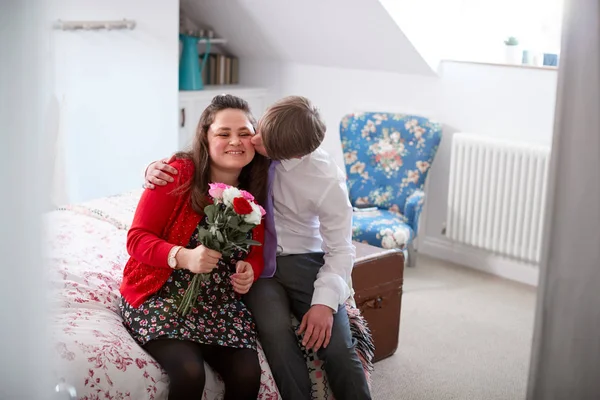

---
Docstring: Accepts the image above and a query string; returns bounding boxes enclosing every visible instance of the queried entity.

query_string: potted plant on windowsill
[504,36,521,64]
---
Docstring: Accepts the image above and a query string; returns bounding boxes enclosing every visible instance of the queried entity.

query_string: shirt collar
[279,155,306,171]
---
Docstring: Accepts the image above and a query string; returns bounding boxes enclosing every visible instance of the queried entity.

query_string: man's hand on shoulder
[144,155,178,189]
[298,304,334,352]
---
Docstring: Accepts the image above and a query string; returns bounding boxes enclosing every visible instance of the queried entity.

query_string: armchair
[340,112,442,267]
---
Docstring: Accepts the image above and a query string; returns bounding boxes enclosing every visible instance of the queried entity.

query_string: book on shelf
[199,53,239,86]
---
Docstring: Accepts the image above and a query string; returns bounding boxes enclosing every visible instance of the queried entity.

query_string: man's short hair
[259,96,326,160]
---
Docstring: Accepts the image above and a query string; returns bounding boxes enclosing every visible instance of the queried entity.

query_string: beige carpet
[370,254,537,400]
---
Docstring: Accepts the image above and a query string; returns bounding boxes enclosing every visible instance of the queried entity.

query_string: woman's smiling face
[207,108,256,171]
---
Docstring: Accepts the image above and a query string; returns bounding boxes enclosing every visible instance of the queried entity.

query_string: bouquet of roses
[178,183,265,316]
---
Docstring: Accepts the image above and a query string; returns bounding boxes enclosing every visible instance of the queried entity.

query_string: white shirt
[273,147,355,311]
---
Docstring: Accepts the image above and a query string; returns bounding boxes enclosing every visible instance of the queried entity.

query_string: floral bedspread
[45,190,373,400]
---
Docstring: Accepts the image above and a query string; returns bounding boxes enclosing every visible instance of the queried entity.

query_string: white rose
[222,187,242,207]
[243,201,262,226]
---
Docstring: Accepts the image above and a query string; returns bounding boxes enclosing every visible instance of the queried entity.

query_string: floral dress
[120,216,257,350]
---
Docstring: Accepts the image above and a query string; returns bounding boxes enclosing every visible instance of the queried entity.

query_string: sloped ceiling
[181,0,436,76]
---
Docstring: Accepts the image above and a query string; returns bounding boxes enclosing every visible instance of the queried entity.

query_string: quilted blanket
[45,190,373,399]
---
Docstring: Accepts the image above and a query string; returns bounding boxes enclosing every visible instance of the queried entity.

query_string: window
[443,0,564,64]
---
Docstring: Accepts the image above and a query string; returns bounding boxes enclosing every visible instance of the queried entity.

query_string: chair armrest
[403,190,426,234]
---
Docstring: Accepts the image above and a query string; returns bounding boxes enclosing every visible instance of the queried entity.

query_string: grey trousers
[244,253,371,400]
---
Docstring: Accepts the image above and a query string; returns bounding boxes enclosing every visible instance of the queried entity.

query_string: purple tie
[261,160,279,278]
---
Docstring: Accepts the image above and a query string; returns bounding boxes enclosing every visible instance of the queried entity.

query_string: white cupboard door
[178,99,193,151]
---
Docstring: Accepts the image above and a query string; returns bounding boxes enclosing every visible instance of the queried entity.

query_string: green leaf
[204,204,217,223]
[238,223,255,233]
[228,216,240,229]
[227,230,243,241]
[197,229,211,242]
[225,205,236,215]
[244,239,262,246]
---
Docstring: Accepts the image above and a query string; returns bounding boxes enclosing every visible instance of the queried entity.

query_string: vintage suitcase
[351,241,405,362]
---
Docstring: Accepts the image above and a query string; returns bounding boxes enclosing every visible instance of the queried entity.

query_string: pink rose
[259,205,266,216]
[208,182,230,199]
[239,189,255,202]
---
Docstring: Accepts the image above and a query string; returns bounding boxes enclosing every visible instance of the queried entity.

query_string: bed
[45,190,373,399]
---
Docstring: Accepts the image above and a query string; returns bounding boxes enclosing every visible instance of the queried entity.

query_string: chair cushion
[352,209,414,249]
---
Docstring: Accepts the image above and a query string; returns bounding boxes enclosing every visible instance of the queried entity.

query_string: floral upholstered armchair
[340,112,442,267]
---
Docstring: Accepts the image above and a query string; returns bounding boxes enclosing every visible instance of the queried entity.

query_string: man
[145,96,371,400]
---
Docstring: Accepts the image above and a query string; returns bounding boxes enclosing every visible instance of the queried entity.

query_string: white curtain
[527,0,600,398]
[46,94,69,208]
[0,1,53,399]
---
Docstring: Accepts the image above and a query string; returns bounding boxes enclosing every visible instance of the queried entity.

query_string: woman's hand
[231,261,254,294]
[177,245,222,274]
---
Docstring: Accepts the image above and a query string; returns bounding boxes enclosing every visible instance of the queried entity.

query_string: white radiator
[446,133,551,264]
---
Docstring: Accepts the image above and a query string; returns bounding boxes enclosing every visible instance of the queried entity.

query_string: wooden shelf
[443,59,558,71]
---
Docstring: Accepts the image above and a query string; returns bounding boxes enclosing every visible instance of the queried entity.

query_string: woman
[119,94,270,400]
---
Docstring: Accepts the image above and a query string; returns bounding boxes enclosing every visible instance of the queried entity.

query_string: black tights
[144,338,261,400]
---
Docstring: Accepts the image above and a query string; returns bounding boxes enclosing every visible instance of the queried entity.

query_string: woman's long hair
[175,94,270,214]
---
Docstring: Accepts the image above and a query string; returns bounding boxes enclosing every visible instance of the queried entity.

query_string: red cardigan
[120,158,265,308]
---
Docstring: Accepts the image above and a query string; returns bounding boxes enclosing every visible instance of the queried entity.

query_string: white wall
[239,58,284,110]
[53,0,179,203]
[280,60,558,283]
